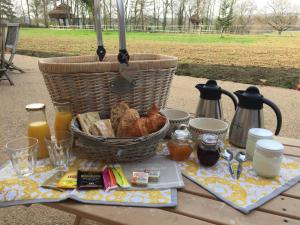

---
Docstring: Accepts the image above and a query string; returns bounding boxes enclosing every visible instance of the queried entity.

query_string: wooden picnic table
[44,136,300,225]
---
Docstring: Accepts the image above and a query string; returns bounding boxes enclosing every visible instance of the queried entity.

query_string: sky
[254,0,300,11]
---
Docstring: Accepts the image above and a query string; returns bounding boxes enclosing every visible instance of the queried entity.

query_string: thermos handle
[221,89,238,109]
[263,98,282,135]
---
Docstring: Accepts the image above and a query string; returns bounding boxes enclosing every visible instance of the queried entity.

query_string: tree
[0,0,16,21]
[263,0,298,35]
[42,0,49,27]
[216,0,235,36]
[177,0,186,29]
[234,0,256,31]
[162,0,169,30]
[25,0,32,24]
[31,0,42,26]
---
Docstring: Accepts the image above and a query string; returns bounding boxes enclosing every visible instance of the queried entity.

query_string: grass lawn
[18,28,300,89]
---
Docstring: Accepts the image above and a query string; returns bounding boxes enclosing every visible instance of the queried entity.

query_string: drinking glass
[5,137,38,177]
[45,131,73,170]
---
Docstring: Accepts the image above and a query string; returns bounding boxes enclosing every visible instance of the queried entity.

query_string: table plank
[275,137,300,148]
[283,145,300,157]
[168,192,300,225]
[180,177,300,219]
[45,202,214,225]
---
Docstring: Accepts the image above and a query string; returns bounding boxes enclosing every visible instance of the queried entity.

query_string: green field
[18,28,300,89]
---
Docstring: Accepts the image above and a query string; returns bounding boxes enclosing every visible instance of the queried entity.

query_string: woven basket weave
[71,115,170,162]
[39,54,177,116]
[39,54,176,162]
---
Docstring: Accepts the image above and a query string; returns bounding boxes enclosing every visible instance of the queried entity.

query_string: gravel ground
[0,55,299,225]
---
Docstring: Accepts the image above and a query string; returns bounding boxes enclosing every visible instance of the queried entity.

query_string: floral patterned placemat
[179,157,300,213]
[0,159,176,208]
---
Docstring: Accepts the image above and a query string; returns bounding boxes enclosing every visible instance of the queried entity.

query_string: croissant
[147,104,160,117]
[115,104,166,137]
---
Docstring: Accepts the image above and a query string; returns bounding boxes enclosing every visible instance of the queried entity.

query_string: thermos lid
[234,86,264,110]
[248,128,273,139]
[25,103,46,111]
[195,80,222,100]
[256,139,284,153]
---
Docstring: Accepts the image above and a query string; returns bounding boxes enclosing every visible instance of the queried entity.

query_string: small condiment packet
[57,171,77,189]
[145,168,160,183]
[77,170,104,190]
[102,166,111,192]
[41,171,65,192]
[131,172,149,187]
[111,164,130,188]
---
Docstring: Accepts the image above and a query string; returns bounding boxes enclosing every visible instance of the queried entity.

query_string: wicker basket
[38,54,177,116]
[38,0,177,162]
[71,115,170,162]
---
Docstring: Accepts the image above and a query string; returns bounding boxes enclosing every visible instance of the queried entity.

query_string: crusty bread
[116,108,140,137]
[110,102,130,133]
[77,112,101,135]
[89,119,115,137]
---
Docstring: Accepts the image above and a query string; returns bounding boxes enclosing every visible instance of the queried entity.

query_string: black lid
[195,80,222,100]
[235,86,264,110]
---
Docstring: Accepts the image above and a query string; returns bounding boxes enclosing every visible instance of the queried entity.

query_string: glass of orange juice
[53,101,73,142]
[26,103,51,159]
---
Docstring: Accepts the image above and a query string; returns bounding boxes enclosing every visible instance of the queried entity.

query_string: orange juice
[28,121,51,159]
[54,111,73,141]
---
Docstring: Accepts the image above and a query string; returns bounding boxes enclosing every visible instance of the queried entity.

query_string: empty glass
[5,137,38,177]
[45,131,73,170]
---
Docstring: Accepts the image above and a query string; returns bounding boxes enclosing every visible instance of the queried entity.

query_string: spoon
[222,149,235,179]
[235,151,247,180]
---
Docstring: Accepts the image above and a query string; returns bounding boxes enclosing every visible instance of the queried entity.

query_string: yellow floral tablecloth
[179,157,300,213]
[0,159,176,208]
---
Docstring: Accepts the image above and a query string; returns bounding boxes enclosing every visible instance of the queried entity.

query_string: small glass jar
[197,134,221,167]
[167,129,193,161]
[253,139,284,178]
[26,103,51,159]
[246,128,273,161]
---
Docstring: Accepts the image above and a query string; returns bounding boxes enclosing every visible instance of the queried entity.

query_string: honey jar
[167,127,193,161]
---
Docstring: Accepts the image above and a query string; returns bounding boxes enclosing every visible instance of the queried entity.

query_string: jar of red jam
[168,128,193,161]
[197,134,221,167]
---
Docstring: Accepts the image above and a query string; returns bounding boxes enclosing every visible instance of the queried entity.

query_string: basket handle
[116,0,130,65]
[94,0,106,61]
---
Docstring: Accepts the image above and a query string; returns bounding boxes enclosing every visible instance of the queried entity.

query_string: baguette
[77,112,100,135]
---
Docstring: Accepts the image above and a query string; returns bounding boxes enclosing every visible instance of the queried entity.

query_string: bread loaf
[89,119,115,137]
[111,102,130,133]
[77,112,101,135]
[116,108,140,137]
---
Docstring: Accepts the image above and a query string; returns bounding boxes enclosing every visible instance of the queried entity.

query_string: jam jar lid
[198,133,219,146]
[25,103,46,111]
[172,129,191,140]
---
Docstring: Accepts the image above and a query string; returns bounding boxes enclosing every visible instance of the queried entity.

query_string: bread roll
[111,102,130,133]
[89,119,115,137]
[116,108,140,137]
[77,112,101,134]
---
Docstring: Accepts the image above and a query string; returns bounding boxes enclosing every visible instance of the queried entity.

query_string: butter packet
[145,168,160,183]
[131,172,149,187]
[57,171,77,189]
